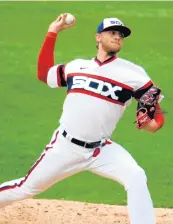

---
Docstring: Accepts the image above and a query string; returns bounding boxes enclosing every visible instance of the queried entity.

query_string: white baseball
[65,13,75,25]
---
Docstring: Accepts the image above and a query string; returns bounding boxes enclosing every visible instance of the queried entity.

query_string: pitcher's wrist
[46,32,58,38]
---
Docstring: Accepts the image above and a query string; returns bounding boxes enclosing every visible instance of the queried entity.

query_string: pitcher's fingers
[55,14,64,22]
[60,13,68,23]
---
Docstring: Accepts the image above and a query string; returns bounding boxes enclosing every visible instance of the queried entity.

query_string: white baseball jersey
[47,56,152,141]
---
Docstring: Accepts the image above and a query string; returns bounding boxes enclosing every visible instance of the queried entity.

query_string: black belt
[62,130,103,148]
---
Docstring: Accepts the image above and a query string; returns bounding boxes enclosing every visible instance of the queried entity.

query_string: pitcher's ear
[96,33,101,42]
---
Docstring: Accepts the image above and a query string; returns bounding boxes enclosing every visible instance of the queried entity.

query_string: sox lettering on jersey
[72,76,122,100]
[67,74,133,105]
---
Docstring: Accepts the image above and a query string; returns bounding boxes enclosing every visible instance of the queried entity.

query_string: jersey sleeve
[47,59,81,88]
[47,64,67,88]
[132,67,153,100]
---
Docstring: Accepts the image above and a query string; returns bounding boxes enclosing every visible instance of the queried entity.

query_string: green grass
[0,1,173,208]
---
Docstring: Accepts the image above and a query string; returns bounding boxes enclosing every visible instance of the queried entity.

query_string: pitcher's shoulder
[115,58,152,90]
[116,58,146,74]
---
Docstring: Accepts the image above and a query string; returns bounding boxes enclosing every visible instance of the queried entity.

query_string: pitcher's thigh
[20,134,84,193]
[0,132,83,196]
[89,141,146,190]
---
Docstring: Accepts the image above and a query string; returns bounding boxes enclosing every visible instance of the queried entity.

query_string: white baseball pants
[0,128,156,224]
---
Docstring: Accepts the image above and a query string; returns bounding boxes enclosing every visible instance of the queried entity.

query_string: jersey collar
[93,56,117,66]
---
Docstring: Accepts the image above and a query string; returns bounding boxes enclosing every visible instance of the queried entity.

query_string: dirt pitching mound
[0,199,172,224]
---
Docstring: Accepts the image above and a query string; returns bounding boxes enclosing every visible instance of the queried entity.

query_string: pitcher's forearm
[37,32,58,83]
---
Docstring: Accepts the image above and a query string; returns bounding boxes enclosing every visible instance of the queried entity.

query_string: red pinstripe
[68,89,125,106]
[0,131,59,192]
[135,80,153,91]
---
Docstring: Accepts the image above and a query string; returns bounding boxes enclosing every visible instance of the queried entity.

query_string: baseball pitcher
[0,14,165,224]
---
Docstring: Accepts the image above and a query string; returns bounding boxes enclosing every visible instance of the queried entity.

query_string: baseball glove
[136,85,161,129]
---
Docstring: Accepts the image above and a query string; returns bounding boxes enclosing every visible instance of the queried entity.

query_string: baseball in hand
[65,13,75,25]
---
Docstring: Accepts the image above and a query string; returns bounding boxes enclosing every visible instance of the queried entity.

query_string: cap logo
[110,20,116,24]
[110,20,122,25]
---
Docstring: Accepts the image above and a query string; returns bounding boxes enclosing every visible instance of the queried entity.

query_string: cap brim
[101,25,131,37]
